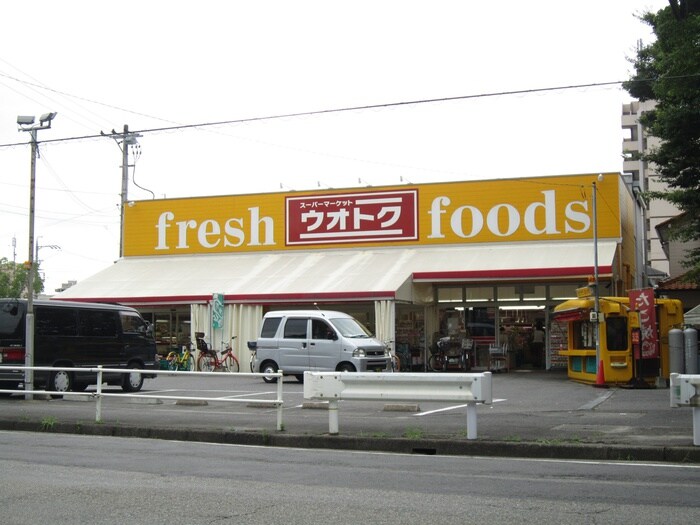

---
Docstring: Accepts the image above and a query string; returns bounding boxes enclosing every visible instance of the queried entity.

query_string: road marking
[577,390,614,410]
[413,398,506,416]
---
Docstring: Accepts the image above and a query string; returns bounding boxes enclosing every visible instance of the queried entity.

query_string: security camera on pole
[17,112,57,399]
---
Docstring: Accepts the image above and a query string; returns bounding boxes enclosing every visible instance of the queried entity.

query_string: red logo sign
[286,190,418,245]
[628,288,658,359]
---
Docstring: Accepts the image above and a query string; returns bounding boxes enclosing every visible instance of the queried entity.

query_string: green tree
[0,258,45,298]
[623,0,700,281]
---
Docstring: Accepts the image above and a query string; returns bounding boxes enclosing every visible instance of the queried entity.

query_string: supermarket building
[57,172,637,371]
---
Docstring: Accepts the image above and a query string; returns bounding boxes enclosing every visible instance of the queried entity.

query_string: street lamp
[17,111,57,399]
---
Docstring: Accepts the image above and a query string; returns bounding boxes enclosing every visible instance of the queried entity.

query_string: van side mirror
[327,331,338,341]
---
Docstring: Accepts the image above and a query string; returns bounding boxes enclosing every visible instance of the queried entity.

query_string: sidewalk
[0,369,697,463]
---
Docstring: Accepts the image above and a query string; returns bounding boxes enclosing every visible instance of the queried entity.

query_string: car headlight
[352,349,366,358]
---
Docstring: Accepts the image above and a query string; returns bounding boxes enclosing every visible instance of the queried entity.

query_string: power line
[2,75,699,150]
[0,70,173,127]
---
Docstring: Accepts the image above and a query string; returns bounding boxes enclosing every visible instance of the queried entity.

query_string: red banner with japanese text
[286,190,418,245]
[628,288,658,359]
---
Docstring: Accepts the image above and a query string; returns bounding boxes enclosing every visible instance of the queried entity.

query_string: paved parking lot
[1,369,698,462]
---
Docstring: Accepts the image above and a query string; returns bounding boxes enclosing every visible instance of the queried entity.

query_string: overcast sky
[0,0,667,295]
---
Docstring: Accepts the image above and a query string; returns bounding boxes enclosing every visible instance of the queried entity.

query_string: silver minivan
[248,310,391,383]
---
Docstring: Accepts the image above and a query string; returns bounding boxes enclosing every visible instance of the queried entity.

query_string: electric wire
[3,75,698,150]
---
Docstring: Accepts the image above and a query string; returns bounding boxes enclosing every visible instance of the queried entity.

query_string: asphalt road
[1,430,698,525]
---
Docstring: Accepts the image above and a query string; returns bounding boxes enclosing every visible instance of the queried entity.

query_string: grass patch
[359,431,390,439]
[40,416,58,432]
[402,427,424,439]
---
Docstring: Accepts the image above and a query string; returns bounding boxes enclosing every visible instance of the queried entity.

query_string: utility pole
[102,125,141,257]
[120,124,129,257]
[592,174,605,387]
[593,179,601,369]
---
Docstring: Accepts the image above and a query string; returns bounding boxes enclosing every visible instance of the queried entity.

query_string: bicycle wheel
[428,354,445,372]
[391,354,400,372]
[428,354,438,371]
[184,355,195,371]
[222,354,239,373]
[197,352,215,372]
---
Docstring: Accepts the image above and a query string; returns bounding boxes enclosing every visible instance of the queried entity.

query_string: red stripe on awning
[54,290,397,306]
[413,265,613,281]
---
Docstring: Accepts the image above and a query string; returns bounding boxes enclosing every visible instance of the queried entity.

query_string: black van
[0,299,157,393]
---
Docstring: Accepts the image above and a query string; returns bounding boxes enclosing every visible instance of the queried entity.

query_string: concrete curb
[2,418,698,464]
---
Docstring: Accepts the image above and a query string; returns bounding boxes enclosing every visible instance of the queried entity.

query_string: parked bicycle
[197,336,240,373]
[165,344,195,371]
[428,337,471,372]
[384,341,400,372]
[428,338,449,372]
[393,343,412,372]
[248,341,256,373]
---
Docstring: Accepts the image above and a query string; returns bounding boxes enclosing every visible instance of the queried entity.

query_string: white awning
[55,240,618,305]
[685,304,700,326]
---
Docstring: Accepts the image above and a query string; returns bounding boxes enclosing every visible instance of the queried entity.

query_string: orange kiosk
[553,287,683,385]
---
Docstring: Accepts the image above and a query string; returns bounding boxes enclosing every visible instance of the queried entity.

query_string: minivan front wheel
[261,362,278,384]
[337,363,356,373]
[122,365,144,392]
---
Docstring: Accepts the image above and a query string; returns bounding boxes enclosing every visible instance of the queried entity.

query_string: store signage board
[286,190,418,245]
[122,173,625,257]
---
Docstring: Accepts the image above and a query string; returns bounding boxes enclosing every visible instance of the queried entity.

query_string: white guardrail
[303,371,493,439]
[670,373,700,446]
[0,365,285,431]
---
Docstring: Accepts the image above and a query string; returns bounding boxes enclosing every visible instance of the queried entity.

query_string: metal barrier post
[95,366,103,423]
[466,402,477,440]
[276,370,284,431]
[328,400,339,434]
[670,373,700,446]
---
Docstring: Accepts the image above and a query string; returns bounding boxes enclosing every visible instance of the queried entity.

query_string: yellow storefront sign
[123,173,623,257]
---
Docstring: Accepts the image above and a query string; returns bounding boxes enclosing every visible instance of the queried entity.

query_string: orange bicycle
[197,336,240,372]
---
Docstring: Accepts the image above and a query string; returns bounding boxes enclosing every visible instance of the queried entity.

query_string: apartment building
[621,100,681,280]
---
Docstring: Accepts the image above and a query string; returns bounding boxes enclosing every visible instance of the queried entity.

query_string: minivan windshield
[329,317,372,338]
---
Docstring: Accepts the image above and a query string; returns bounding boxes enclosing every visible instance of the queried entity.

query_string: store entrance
[433,283,580,372]
[434,306,549,371]
[498,308,546,370]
